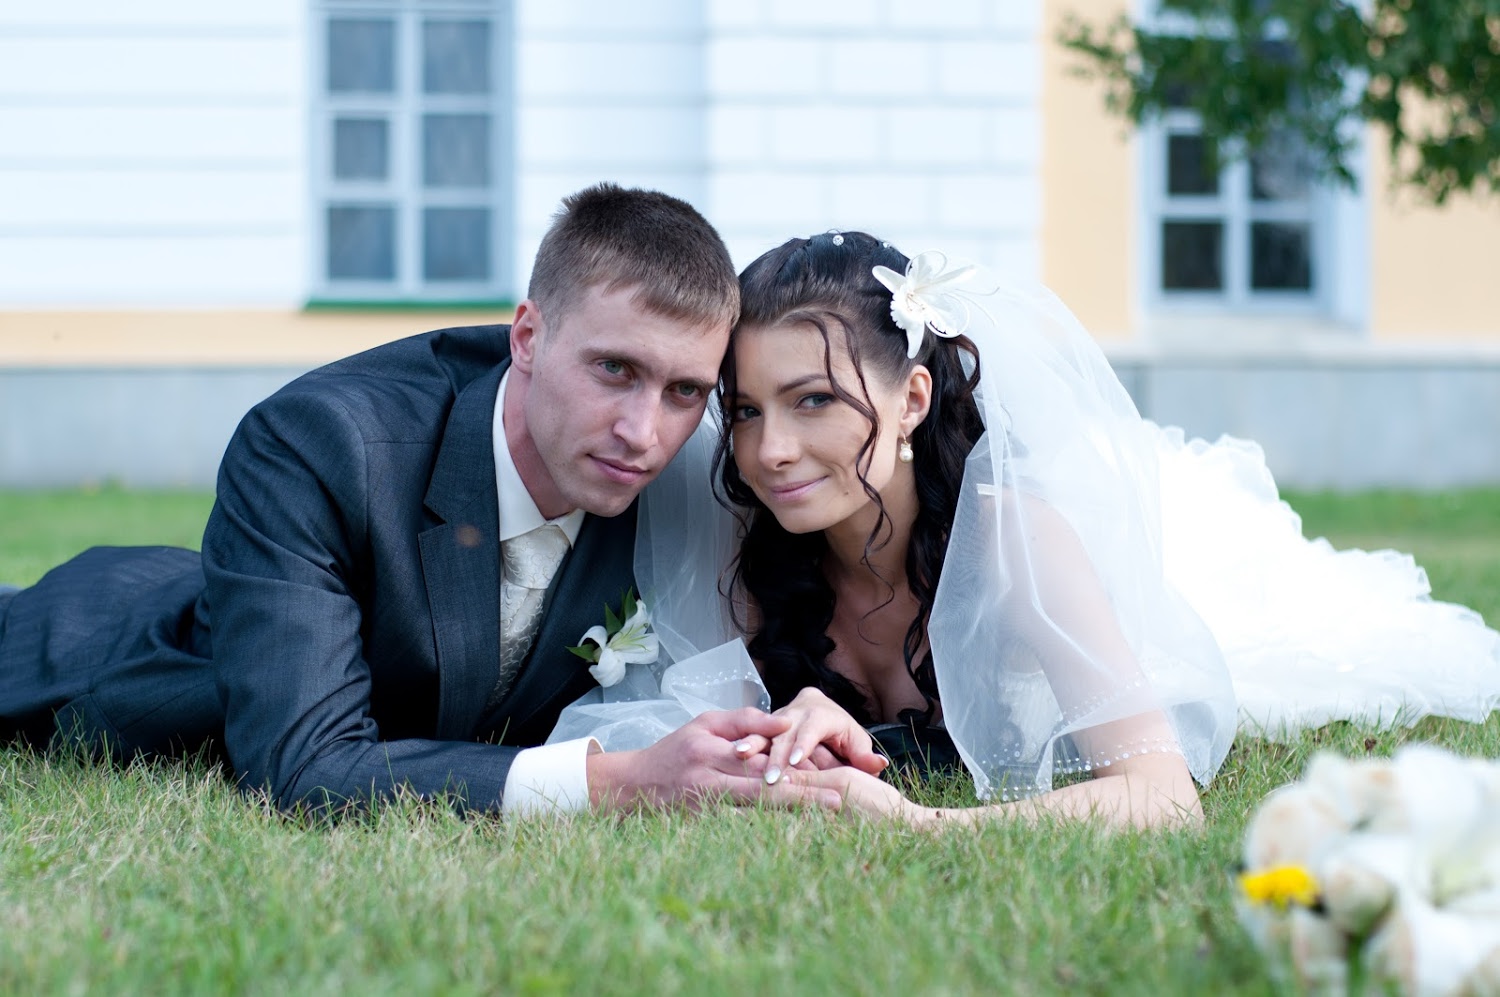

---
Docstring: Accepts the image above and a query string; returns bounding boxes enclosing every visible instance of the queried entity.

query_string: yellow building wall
[1040,0,1135,340]
[1368,140,1500,341]
[1042,1,1500,344]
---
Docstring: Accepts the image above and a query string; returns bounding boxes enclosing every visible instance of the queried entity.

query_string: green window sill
[303,299,515,314]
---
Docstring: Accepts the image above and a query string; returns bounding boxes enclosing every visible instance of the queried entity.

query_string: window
[312,1,512,303]
[1140,10,1335,319]
[1146,110,1325,313]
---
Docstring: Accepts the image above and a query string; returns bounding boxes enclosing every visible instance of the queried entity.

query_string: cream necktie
[491,523,572,706]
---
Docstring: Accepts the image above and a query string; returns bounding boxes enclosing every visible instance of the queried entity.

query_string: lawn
[1,487,1497,994]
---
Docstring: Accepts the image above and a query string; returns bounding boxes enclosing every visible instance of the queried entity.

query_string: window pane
[1164,81,1195,109]
[1251,133,1312,202]
[1162,221,1223,291]
[424,20,491,95]
[328,19,395,94]
[423,113,490,187]
[1167,133,1218,196]
[424,207,491,281]
[333,118,389,181]
[1251,222,1312,290]
[327,205,396,280]
[1256,37,1297,64]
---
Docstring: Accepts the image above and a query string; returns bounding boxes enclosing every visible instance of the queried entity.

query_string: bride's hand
[785,766,921,824]
[733,687,888,781]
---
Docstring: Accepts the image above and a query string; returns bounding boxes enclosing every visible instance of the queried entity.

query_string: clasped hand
[587,691,916,821]
[730,687,887,780]
[728,688,920,822]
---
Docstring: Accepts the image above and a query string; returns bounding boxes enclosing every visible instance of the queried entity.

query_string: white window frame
[308,0,514,304]
[1142,112,1333,317]
[1134,1,1369,334]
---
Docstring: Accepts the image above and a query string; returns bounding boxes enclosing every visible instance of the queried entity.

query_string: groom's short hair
[528,183,739,331]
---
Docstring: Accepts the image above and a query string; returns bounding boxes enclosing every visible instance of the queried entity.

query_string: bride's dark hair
[716,232,984,724]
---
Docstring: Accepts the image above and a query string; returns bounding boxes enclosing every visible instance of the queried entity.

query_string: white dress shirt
[493,369,600,815]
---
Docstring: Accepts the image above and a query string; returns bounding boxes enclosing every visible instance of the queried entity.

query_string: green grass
[0,486,215,588]
[1,488,1498,994]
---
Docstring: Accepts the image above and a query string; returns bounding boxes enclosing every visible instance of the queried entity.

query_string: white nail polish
[734,739,753,753]
[789,748,804,766]
[764,766,782,786]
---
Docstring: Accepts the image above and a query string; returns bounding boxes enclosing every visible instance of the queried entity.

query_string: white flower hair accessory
[871,250,979,359]
[566,588,658,687]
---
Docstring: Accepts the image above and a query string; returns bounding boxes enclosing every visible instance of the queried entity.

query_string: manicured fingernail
[734,739,753,754]
[789,748,804,766]
[764,766,782,786]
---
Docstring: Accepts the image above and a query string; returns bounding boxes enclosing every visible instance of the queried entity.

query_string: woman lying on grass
[714,233,1241,829]
[556,230,1500,828]
[558,231,1239,829]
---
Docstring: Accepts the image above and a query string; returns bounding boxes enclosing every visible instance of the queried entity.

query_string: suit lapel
[422,362,506,741]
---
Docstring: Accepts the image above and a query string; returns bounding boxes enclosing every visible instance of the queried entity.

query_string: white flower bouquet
[1238,745,1500,995]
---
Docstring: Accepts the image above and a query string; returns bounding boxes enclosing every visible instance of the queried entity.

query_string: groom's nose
[612,393,660,454]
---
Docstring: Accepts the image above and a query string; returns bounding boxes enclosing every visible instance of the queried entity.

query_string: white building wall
[0,1,1047,305]
[704,0,1044,273]
[0,0,310,308]
[510,0,707,293]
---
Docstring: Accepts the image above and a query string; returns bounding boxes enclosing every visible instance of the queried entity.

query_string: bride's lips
[592,456,650,486]
[766,478,825,503]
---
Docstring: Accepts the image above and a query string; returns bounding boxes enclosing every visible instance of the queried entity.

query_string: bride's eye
[798,393,834,410]
[730,404,760,422]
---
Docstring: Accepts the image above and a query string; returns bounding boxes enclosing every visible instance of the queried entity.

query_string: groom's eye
[671,382,704,402]
[598,359,627,377]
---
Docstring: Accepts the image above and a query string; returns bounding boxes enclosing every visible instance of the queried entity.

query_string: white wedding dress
[1153,423,1500,737]
[549,262,1500,798]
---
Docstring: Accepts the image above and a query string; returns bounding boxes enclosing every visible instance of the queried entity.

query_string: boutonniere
[566,588,659,687]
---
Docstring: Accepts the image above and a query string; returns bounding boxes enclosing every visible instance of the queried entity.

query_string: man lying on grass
[0,184,860,817]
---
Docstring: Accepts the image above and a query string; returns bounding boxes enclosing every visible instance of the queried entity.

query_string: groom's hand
[585,708,844,813]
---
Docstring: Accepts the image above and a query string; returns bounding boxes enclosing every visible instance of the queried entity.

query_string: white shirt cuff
[501,737,600,816]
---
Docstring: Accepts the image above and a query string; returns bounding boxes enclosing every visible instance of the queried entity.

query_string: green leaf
[565,644,598,662]
[1057,0,1500,202]
[603,601,621,636]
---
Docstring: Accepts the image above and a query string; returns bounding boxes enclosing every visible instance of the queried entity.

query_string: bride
[551,231,1500,828]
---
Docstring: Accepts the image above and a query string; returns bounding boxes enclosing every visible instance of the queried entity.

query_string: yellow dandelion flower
[1239,865,1321,909]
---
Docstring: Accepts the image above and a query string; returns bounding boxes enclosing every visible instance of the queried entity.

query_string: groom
[0,183,836,816]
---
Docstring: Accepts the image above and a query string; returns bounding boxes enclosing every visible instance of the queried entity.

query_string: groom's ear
[509,299,542,374]
[900,364,934,435]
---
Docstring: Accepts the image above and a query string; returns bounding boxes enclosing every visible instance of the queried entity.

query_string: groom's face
[509,283,728,518]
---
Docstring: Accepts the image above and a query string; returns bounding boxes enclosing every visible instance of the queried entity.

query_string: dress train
[1152,423,1500,736]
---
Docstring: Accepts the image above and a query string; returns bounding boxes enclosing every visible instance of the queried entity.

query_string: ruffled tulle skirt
[1152,423,1500,736]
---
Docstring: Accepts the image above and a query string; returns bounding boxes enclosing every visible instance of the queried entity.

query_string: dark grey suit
[0,325,636,813]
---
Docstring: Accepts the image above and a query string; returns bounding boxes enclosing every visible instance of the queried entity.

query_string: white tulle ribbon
[871,250,979,359]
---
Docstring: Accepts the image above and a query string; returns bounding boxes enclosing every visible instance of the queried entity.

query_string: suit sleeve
[203,387,519,814]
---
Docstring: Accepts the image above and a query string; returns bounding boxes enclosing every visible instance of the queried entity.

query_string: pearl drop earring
[898,436,914,463]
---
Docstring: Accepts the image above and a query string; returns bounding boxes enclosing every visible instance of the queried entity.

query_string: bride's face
[729,319,922,535]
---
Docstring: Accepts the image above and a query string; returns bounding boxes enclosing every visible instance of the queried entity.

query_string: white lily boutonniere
[566,588,659,687]
[871,250,979,359]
